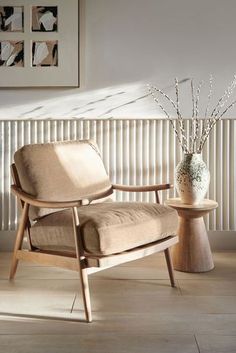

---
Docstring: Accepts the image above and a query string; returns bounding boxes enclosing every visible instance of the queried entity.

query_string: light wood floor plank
[196,334,236,353]
[0,334,199,353]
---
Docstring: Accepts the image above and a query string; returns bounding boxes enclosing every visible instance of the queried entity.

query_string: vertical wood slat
[129,120,136,202]
[230,120,236,230]
[1,121,5,230]
[0,119,235,231]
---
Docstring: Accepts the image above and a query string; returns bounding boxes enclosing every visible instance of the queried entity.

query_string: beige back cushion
[14,140,113,219]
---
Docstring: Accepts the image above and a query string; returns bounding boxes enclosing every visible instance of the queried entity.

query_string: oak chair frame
[10,163,178,323]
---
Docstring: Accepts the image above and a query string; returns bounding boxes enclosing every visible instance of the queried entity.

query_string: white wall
[0,0,236,119]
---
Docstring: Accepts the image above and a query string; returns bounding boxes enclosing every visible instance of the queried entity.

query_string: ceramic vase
[175,153,210,205]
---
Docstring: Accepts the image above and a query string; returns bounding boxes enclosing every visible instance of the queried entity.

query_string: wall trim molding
[1,231,235,252]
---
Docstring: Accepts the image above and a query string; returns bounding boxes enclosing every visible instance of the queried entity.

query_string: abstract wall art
[0,6,24,32]
[32,40,58,66]
[32,6,57,32]
[0,40,24,66]
[0,0,79,87]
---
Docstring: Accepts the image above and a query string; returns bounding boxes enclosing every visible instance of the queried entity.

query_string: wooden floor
[0,251,236,353]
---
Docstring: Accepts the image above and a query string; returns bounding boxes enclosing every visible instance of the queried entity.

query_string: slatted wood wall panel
[0,119,235,231]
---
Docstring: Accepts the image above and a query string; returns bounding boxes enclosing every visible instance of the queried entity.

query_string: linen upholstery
[30,202,178,255]
[14,140,112,219]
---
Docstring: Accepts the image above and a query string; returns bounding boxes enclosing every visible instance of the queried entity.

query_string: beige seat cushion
[30,202,178,256]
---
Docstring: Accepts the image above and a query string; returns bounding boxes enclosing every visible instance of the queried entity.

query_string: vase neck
[183,153,202,162]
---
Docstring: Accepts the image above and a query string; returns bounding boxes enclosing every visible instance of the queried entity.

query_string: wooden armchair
[10,139,178,322]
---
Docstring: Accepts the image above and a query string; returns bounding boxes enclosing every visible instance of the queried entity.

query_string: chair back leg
[9,202,29,280]
[164,248,176,287]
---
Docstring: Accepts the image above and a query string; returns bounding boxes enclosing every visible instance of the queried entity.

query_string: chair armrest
[11,185,83,209]
[112,183,173,192]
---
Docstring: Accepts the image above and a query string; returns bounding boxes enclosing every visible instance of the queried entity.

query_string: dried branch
[148,84,188,152]
[149,85,178,112]
[200,74,213,149]
[190,79,196,152]
[199,75,236,150]
[175,77,187,150]
[148,75,236,154]
[211,75,236,118]
[205,74,213,118]
[218,98,236,118]
[191,79,195,118]
[194,80,203,152]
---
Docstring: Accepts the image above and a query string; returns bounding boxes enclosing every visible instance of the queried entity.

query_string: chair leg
[9,202,29,280]
[72,206,92,323]
[79,267,92,323]
[164,248,176,287]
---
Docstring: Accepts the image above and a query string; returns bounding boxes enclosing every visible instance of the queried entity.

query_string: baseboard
[0,231,17,251]
[1,230,236,252]
[208,231,236,250]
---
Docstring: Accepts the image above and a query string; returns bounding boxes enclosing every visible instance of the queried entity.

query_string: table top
[164,198,218,212]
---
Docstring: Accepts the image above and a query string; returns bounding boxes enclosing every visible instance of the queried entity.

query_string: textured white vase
[175,153,210,205]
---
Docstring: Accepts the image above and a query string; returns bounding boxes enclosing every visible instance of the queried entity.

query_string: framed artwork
[0,0,79,87]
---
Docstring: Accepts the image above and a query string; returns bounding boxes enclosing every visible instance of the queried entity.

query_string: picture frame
[0,0,79,87]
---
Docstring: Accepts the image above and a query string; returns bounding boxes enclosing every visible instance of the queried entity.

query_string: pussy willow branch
[148,85,188,152]
[149,85,178,112]
[205,75,214,118]
[197,118,215,152]
[200,75,236,148]
[219,99,236,118]
[149,75,236,154]
[148,84,188,149]
[195,80,203,118]
[175,77,187,151]
[194,80,203,152]
[175,78,182,120]
[190,79,195,152]
[214,78,236,119]
[175,78,188,151]
[211,75,236,118]
[201,75,213,147]
[199,99,236,152]
[153,99,185,151]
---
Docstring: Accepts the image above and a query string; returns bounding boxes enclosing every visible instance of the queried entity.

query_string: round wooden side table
[164,198,218,273]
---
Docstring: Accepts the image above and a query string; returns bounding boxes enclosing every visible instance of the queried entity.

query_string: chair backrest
[14,140,113,219]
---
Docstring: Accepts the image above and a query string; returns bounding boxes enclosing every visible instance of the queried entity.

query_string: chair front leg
[72,207,92,323]
[164,248,176,287]
[9,202,29,280]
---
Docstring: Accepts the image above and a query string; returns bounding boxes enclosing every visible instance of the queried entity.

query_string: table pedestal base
[173,216,214,273]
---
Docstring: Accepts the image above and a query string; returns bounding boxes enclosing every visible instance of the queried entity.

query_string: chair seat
[30,202,178,256]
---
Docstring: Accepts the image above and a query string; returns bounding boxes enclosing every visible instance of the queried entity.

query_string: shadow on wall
[1,76,236,120]
[0,79,191,120]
